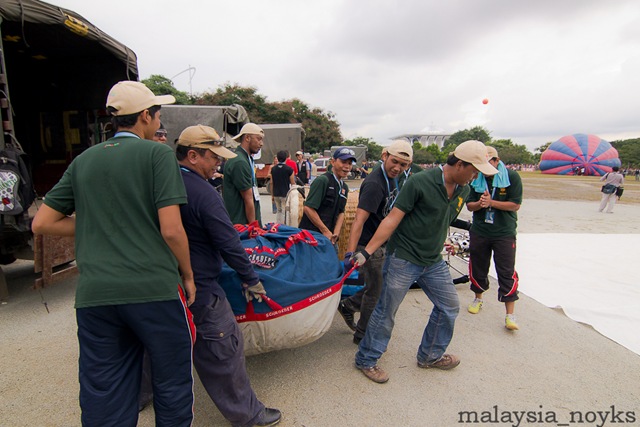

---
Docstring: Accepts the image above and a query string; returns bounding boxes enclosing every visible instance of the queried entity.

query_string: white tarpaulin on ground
[516,233,640,355]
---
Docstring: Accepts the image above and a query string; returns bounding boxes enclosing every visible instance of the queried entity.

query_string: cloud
[55,0,640,150]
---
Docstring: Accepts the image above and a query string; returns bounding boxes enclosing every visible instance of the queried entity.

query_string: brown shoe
[417,354,460,370]
[358,365,389,383]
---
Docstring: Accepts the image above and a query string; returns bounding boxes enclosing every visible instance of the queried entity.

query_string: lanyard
[439,165,459,192]
[381,165,398,195]
[114,131,140,139]
[240,147,257,185]
[332,173,343,193]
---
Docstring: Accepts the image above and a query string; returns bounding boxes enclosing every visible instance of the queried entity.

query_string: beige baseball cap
[106,81,175,116]
[386,139,413,162]
[232,123,264,141]
[453,140,498,176]
[177,125,237,159]
[486,146,499,159]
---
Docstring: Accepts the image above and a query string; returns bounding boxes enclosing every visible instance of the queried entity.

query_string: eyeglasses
[154,130,167,137]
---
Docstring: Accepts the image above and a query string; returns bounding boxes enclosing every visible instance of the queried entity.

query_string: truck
[158,104,250,148]
[253,123,305,190]
[0,0,139,299]
[157,108,305,191]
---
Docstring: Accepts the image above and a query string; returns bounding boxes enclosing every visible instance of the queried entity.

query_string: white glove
[243,281,266,303]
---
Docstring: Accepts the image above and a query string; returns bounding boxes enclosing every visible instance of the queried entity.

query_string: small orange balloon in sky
[482,98,489,105]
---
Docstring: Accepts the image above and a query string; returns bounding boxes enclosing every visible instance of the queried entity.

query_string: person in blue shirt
[176,125,282,427]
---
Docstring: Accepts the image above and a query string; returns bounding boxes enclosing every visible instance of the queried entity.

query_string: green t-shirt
[223,146,261,225]
[468,169,523,237]
[387,167,470,267]
[43,135,187,308]
[398,163,424,189]
[300,172,349,232]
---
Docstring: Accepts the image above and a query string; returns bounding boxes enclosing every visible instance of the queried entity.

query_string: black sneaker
[255,407,282,426]
[337,299,357,331]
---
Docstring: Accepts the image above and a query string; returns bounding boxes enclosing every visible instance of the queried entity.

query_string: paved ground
[1,195,639,426]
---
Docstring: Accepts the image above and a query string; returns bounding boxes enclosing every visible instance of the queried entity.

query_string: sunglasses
[155,130,168,137]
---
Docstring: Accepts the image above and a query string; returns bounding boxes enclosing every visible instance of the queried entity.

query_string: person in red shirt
[285,151,299,177]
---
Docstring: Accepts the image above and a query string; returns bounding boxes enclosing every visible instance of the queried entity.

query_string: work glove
[243,281,266,303]
[350,250,370,268]
[343,252,354,270]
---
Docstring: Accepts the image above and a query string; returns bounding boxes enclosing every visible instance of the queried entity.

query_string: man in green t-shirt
[466,146,523,330]
[223,123,264,225]
[352,140,498,384]
[32,81,196,426]
[298,147,356,246]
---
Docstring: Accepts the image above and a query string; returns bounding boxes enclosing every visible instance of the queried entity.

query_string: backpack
[0,143,36,215]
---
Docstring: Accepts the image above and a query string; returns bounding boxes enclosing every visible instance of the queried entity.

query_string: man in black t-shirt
[269,150,295,224]
[338,140,413,344]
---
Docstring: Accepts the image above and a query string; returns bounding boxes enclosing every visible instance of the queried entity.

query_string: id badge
[484,210,495,224]
[253,186,260,201]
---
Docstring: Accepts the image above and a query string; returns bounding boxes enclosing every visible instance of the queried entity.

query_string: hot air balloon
[538,134,620,176]
[482,98,489,105]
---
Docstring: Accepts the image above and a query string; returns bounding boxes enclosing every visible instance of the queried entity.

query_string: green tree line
[143,75,639,166]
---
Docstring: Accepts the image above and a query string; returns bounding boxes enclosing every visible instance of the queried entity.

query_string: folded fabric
[470,160,511,193]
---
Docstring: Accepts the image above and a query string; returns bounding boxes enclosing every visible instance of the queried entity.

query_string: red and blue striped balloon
[539,134,621,176]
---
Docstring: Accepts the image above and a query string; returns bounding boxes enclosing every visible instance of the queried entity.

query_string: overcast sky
[56,0,640,151]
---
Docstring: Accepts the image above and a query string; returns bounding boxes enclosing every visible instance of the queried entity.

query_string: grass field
[518,171,639,204]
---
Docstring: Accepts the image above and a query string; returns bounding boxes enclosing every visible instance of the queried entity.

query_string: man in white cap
[32,81,196,426]
[352,140,498,383]
[223,123,264,225]
[466,146,522,330]
[295,150,311,184]
[339,140,413,345]
[175,125,282,427]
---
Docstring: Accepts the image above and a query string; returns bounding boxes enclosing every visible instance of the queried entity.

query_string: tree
[142,75,192,105]
[443,126,492,151]
[195,84,342,154]
[611,138,640,168]
[533,142,552,163]
[489,139,534,164]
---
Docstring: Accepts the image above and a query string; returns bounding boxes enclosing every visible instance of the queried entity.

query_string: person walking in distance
[269,150,295,224]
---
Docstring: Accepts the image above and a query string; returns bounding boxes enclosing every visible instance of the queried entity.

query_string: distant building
[390,133,451,149]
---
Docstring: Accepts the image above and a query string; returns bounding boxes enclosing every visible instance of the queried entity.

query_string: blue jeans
[355,253,460,368]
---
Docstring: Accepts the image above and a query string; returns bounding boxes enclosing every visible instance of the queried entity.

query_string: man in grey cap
[176,125,282,427]
[32,81,196,426]
[223,123,264,225]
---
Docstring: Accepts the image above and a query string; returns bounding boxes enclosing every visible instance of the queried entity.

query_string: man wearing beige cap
[224,123,264,225]
[352,140,497,383]
[467,145,522,330]
[339,140,412,345]
[31,81,196,426]
[175,125,282,427]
